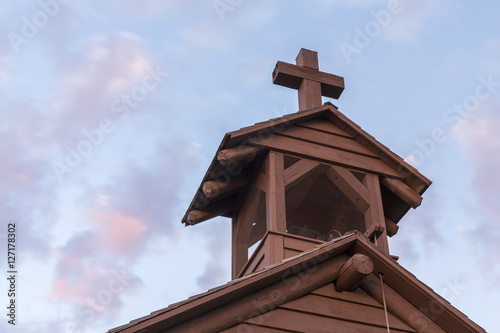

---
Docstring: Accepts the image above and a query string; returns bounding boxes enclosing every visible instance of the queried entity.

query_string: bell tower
[182,49,431,279]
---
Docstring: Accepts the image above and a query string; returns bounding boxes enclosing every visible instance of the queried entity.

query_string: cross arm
[272,61,345,99]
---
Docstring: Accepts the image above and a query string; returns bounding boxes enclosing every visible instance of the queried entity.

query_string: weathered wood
[202,173,252,199]
[265,151,287,232]
[218,145,262,166]
[283,158,320,189]
[381,177,423,209]
[335,254,374,292]
[325,165,370,212]
[167,254,350,333]
[281,125,378,157]
[187,197,235,225]
[385,217,399,237]
[249,134,403,179]
[360,274,447,333]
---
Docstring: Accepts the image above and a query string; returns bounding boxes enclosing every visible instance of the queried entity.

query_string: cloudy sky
[1,1,499,332]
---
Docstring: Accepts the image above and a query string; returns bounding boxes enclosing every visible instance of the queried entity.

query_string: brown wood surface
[232,184,263,279]
[250,134,403,179]
[283,157,320,190]
[265,151,287,232]
[381,177,423,209]
[218,145,262,166]
[325,165,370,212]
[281,293,416,332]
[296,118,354,138]
[360,274,446,333]
[385,216,399,237]
[335,253,374,292]
[281,125,378,157]
[363,173,390,254]
[166,254,350,333]
[244,307,414,333]
[273,61,345,99]
[187,197,235,225]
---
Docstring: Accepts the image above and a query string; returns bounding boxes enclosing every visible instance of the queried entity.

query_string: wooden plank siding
[224,284,416,333]
[249,133,403,179]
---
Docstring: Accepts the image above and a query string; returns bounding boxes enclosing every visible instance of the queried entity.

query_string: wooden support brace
[325,165,370,212]
[186,197,235,225]
[335,254,374,292]
[283,158,321,190]
[385,217,399,237]
[218,146,262,166]
[381,177,423,209]
[202,173,252,199]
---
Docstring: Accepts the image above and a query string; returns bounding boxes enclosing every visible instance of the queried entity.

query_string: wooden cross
[272,48,344,110]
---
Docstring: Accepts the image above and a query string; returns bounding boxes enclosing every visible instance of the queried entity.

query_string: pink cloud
[90,210,148,255]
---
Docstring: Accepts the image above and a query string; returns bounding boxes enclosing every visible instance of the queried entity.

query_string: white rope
[379,273,390,333]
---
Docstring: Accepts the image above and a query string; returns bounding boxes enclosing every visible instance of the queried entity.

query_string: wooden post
[363,174,389,254]
[335,254,374,292]
[265,151,287,232]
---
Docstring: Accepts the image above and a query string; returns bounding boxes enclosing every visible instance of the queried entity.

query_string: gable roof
[108,232,484,333]
[182,102,431,228]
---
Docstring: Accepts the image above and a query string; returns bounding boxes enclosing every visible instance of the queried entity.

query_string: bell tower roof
[181,50,431,279]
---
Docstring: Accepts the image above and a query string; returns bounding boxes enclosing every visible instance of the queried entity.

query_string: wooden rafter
[187,197,235,226]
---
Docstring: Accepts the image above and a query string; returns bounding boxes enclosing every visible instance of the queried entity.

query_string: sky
[1,0,499,332]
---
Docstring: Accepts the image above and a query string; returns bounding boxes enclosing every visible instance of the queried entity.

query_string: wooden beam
[325,165,370,212]
[265,151,287,232]
[202,173,252,199]
[283,158,320,190]
[232,184,264,279]
[272,61,345,99]
[186,197,235,225]
[360,274,446,333]
[381,177,423,209]
[385,217,399,237]
[363,174,389,254]
[167,254,350,333]
[335,254,374,292]
[218,145,262,166]
[249,134,403,179]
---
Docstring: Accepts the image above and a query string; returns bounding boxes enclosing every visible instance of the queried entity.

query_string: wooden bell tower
[182,49,431,280]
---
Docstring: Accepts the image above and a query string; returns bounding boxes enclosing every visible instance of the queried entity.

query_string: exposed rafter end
[186,197,235,226]
[335,254,374,292]
[381,177,423,209]
[385,217,399,237]
[217,145,262,166]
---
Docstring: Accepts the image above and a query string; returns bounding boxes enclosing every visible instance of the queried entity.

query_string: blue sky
[1,1,499,332]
